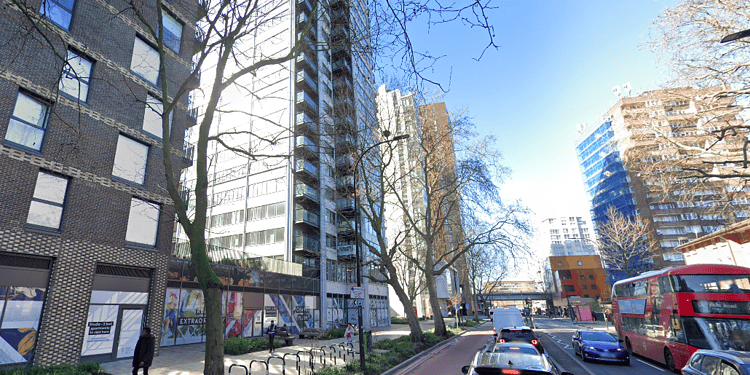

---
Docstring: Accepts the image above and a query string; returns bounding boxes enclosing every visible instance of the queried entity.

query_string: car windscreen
[581,331,616,342]
[501,330,535,340]
[493,345,539,355]
[472,369,552,375]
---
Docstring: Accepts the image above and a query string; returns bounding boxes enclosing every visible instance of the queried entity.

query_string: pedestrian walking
[267,320,277,353]
[345,323,355,344]
[132,327,154,375]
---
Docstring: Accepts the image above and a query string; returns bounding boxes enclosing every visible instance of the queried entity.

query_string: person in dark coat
[133,327,155,375]
[267,320,277,353]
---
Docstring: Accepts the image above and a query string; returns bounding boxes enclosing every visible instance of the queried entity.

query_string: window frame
[130,36,161,85]
[142,93,172,140]
[160,9,183,53]
[112,134,150,186]
[39,0,75,30]
[59,49,94,103]
[26,170,70,232]
[4,90,52,153]
[124,197,161,248]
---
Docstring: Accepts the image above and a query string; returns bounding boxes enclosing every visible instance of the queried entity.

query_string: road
[391,317,673,375]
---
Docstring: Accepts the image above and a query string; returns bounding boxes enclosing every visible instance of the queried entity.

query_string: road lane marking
[637,359,665,372]
[541,334,597,375]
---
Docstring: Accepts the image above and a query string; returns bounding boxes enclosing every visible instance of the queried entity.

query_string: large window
[112,135,149,185]
[5,91,50,152]
[142,94,171,139]
[125,197,160,247]
[130,37,160,85]
[27,171,69,230]
[40,0,74,29]
[161,10,183,53]
[60,49,93,102]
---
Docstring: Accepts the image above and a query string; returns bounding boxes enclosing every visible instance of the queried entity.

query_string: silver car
[682,350,750,375]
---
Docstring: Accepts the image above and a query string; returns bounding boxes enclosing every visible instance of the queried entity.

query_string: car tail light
[493,327,496,335]
[531,339,539,345]
[499,338,506,343]
[501,370,521,375]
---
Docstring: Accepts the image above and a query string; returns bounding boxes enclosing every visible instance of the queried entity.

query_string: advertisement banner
[0,287,45,364]
[81,304,118,356]
[225,292,243,338]
[160,289,180,347]
[176,289,205,345]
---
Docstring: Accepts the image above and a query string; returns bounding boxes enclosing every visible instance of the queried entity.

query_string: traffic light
[525,298,532,308]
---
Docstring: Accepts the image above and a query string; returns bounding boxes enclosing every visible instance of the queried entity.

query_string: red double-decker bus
[612,264,750,372]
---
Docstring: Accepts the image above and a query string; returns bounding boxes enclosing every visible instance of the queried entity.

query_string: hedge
[0,363,102,375]
[224,336,285,355]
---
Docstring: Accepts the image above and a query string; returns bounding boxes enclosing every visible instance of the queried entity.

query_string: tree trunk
[424,266,447,337]
[472,285,479,321]
[203,285,224,375]
[388,266,424,342]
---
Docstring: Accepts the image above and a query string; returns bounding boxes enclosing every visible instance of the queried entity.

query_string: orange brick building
[547,255,610,303]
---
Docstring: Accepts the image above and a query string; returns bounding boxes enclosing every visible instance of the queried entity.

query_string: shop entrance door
[115,308,144,359]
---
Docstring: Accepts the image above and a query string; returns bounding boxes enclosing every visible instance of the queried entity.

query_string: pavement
[101,319,455,375]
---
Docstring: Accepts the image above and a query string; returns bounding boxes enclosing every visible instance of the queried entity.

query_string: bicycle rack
[337,343,348,361]
[297,349,314,373]
[328,345,338,365]
[283,352,301,375]
[268,355,285,375]
[310,347,326,367]
[229,364,249,375]
[248,359,268,375]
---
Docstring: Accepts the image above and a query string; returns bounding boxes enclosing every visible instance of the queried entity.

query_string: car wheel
[574,345,580,357]
[623,358,630,366]
[665,348,677,373]
[626,337,632,354]
[581,350,589,362]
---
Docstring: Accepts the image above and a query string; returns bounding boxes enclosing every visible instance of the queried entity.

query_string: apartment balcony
[331,8,347,22]
[294,231,321,257]
[295,112,317,134]
[296,52,317,72]
[182,143,195,167]
[334,115,354,131]
[296,0,313,14]
[295,182,320,203]
[188,62,201,89]
[297,27,317,42]
[332,77,352,93]
[294,208,320,228]
[337,244,356,261]
[331,59,351,75]
[294,159,319,180]
[333,96,353,109]
[329,0,347,10]
[187,106,199,126]
[296,70,318,95]
[296,91,318,114]
[335,154,355,171]
[336,175,354,191]
[193,28,206,55]
[297,12,309,25]
[332,47,351,61]
[337,197,355,213]
[295,135,319,158]
[331,26,349,41]
[337,220,354,236]
[336,133,355,151]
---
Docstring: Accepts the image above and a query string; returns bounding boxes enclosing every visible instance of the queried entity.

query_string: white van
[490,307,524,336]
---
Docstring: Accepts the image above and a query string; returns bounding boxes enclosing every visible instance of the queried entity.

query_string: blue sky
[400,0,680,224]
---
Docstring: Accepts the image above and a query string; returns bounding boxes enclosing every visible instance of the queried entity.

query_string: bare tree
[464,243,510,320]
[596,206,657,278]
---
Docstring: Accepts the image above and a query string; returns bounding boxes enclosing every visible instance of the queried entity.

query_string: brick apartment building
[0,0,197,367]
[546,255,610,305]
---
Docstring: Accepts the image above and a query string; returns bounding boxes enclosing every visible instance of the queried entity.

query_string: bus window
[682,317,710,349]
[658,276,673,294]
[672,275,750,294]
[669,315,686,344]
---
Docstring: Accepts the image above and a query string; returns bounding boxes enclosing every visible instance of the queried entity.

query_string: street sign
[350,286,365,299]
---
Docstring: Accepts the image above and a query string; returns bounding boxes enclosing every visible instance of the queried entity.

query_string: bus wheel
[625,337,632,354]
[664,348,677,373]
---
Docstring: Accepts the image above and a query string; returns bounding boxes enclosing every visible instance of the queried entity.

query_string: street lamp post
[352,131,409,371]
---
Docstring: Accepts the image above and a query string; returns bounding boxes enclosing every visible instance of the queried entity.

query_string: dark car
[682,350,750,375]
[499,327,544,354]
[571,330,629,365]
[462,344,574,375]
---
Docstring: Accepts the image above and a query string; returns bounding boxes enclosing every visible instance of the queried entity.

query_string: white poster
[81,305,119,356]
[116,310,144,358]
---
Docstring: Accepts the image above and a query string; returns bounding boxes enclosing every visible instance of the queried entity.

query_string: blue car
[572,330,630,365]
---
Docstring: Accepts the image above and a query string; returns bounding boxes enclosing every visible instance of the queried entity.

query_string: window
[40,0,74,29]
[589,275,595,280]
[577,261,583,266]
[27,171,69,230]
[579,275,585,280]
[112,135,149,184]
[591,284,597,290]
[125,197,160,247]
[557,262,562,267]
[161,10,183,53]
[5,91,50,151]
[564,285,576,292]
[326,234,336,248]
[130,37,160,85]
[325,209,336,224]
[142,94,171,139]
[60,50,92,102]
[581,285,587,290]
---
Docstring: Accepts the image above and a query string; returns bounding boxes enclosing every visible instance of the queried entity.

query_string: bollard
[248,359,269,375]
[228,364,249,375]
[267,355,285,375]
[283,352,301,375]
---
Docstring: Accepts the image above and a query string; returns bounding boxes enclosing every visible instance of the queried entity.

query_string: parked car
[571,330,629,365]
[682,350,750,375]
[498,327,544,354]
[462,343,573,375]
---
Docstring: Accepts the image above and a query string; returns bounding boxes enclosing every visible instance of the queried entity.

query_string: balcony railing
[295,135,318,153]
[336,155,355,169]
[295,208,320,227]
[332,77,352,90]
[297,12,309,25]
[172,242,302,276]
[334,96,352,108]
[337,197,355,211]
[187,107,199,125]
[297,0,313,13]
[334,115,353,129]
[337,220,354,236]
[296,91,318,113]
[337,175,354,189]
[295,112,317,132]
[295,231,321,255]
[296,52,317,70]
[182,144,195,166]
[294,159,319,177]
[295,182,320,202]
[337,244,356,259]
[296,70,318,93]
[332,59,351,74]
